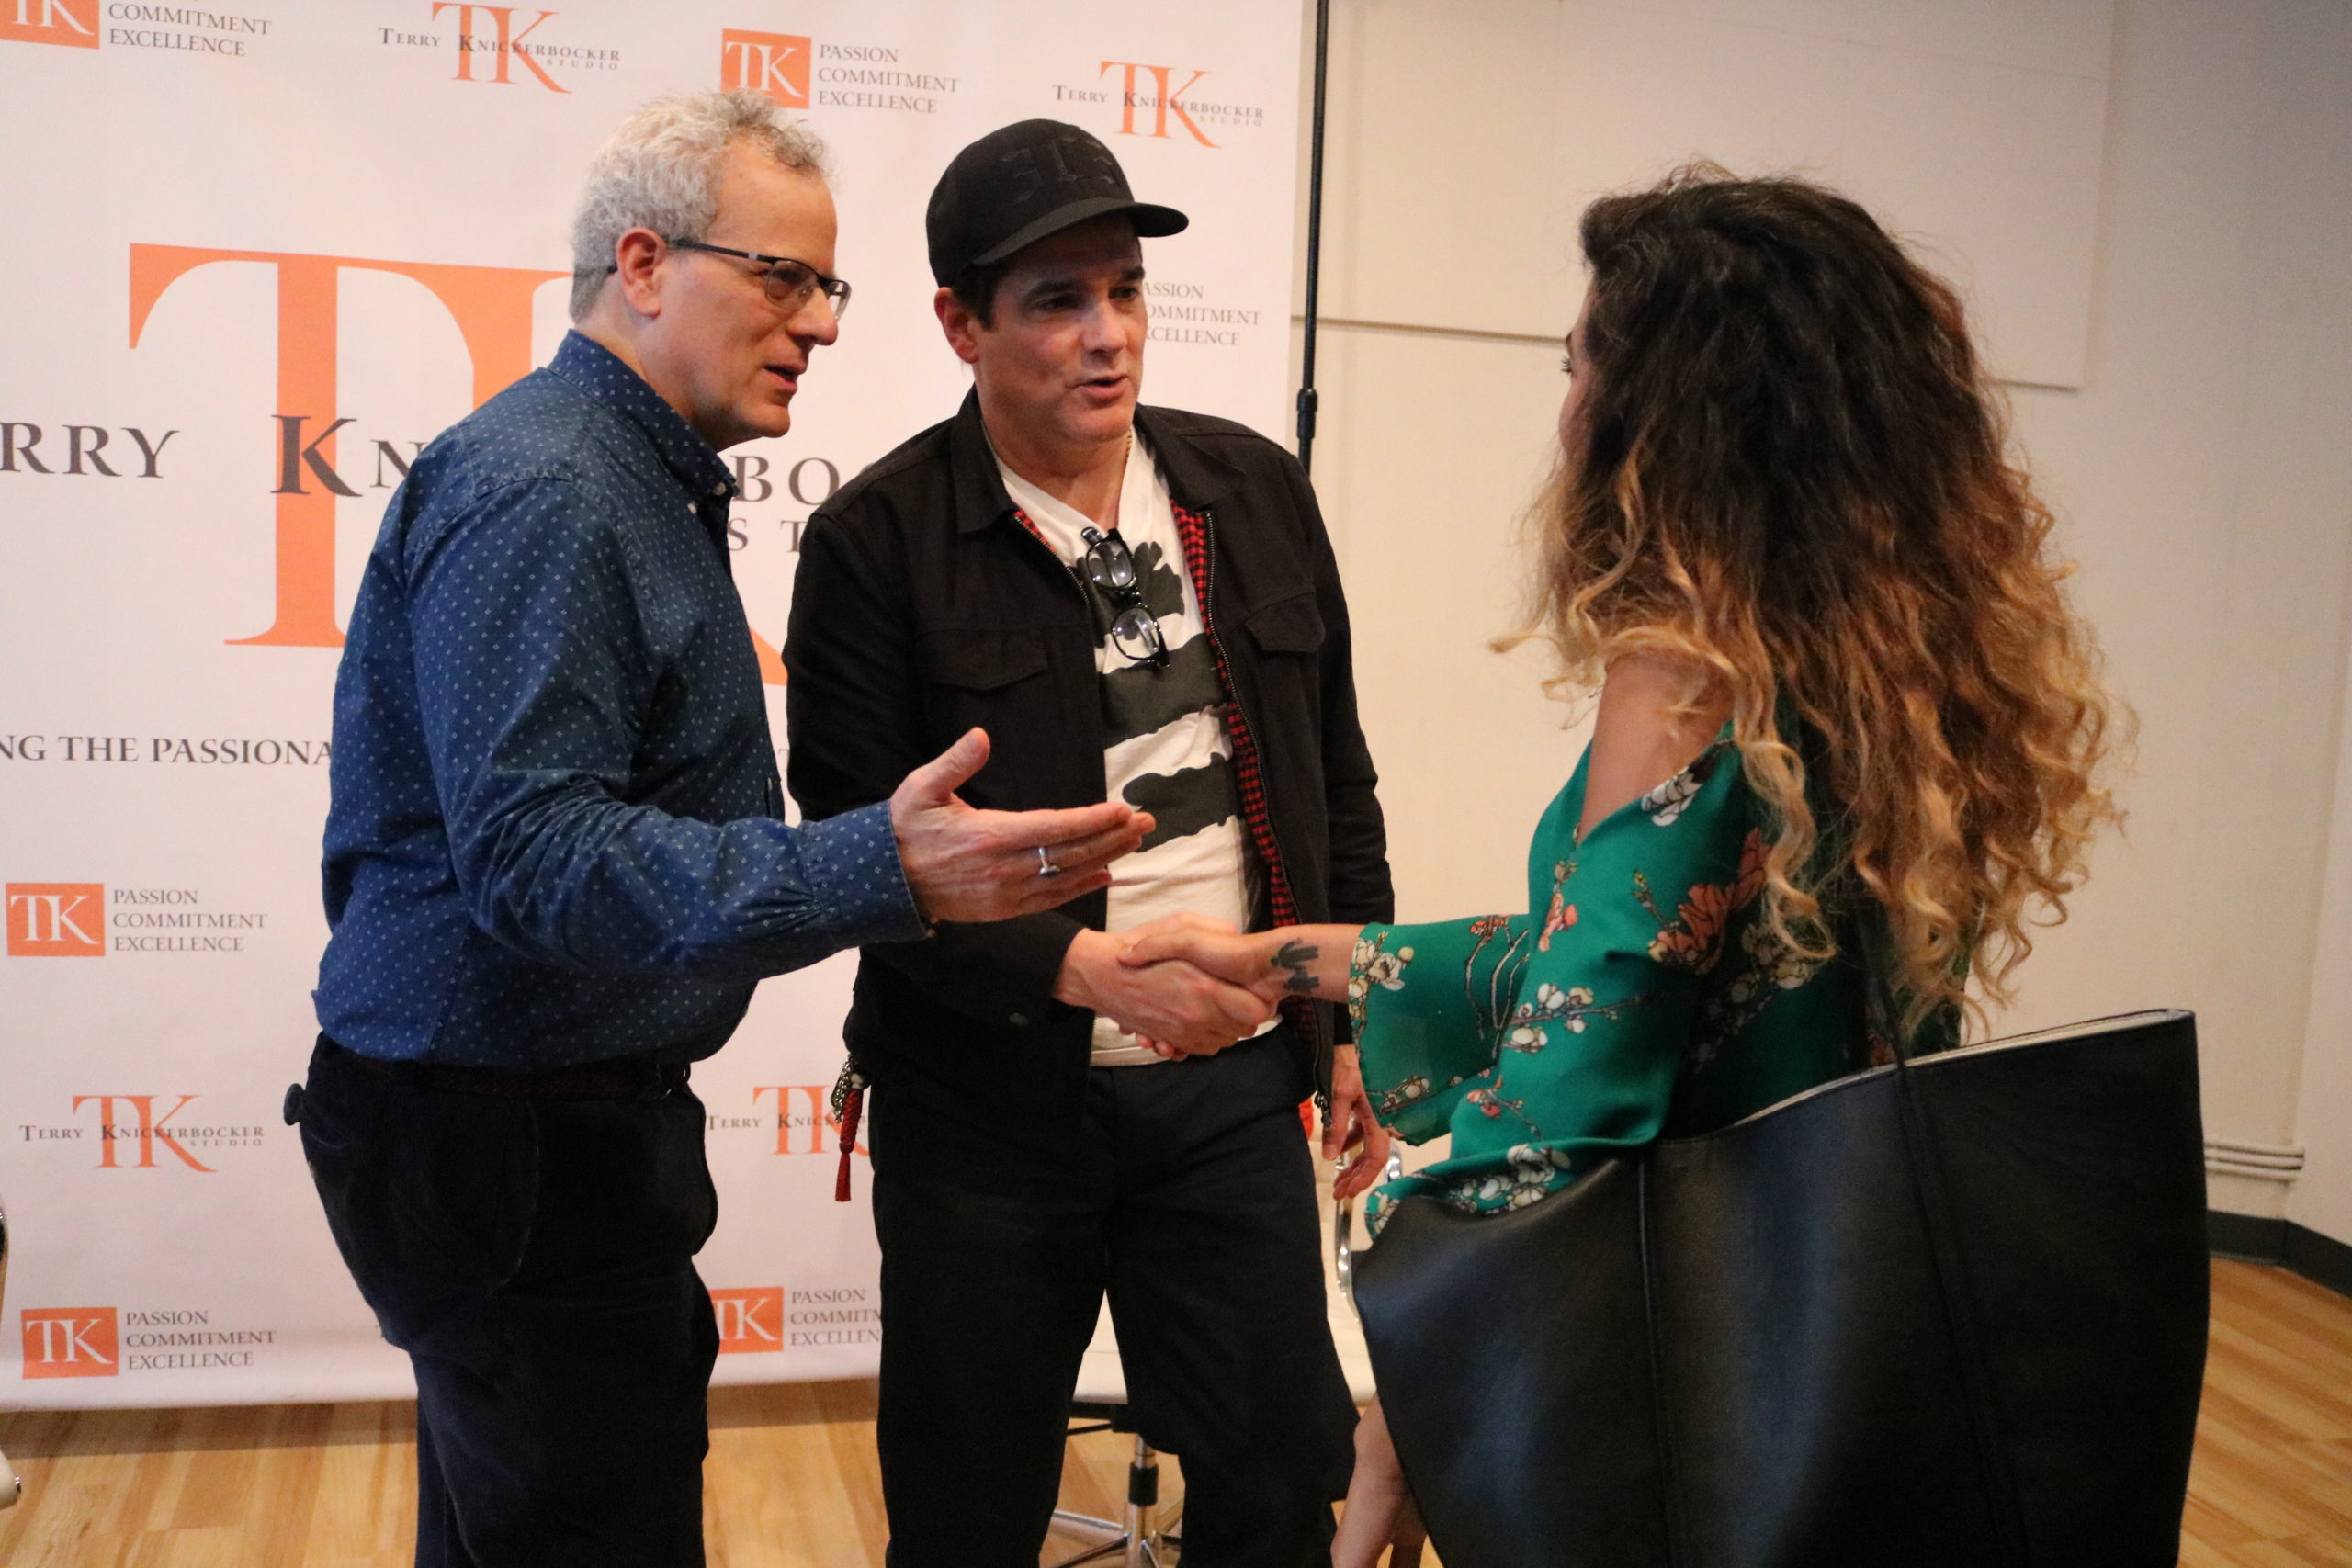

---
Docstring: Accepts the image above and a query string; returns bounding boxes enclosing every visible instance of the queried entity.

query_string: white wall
[1291,0,2352,1224]
[2290,627,2352,1244]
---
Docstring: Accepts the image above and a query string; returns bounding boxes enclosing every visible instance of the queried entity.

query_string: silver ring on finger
[1036,845,1062,878]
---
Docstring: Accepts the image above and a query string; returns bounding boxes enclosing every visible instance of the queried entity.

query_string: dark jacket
[784,392,1393,1122]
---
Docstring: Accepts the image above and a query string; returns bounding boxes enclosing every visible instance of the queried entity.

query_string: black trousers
[295,1039,720,1568]
[870,1032,1357,1568]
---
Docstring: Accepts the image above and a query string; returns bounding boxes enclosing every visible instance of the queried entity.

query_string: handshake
[1056,912,1386,1197]
[880,730,1347,1062]
[885,732,1382,1193]
[1055,914,1307,1057]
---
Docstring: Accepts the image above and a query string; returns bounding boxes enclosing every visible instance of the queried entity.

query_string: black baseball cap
[926,119,1189,288]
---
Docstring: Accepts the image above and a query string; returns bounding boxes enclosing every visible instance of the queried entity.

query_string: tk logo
[434,4,564,92]
[0,0,96,50]
[21,1308,117,1379]
[6,883,103,956]
[720,29,808,108]
[1100,62,1217,147]
[74,1094,217,1171]
[752,1085,866,1156]
[124,245,791,683]
[710,1287,783,1354]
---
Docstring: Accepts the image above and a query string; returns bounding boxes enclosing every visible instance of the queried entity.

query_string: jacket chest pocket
[1239,592,1327,737]
[917,627,1050,690]
[915,627,1057,776]
[1245,592,1325,656]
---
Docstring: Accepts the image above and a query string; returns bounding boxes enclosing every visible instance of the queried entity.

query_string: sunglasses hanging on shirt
[1079,525,1170,671]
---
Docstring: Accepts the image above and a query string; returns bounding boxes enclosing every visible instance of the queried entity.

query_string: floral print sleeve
[1352,735,1808,1227]
[1342,913,1541,1144]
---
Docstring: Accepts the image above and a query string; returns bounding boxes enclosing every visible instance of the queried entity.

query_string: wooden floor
[0,1258,2342,1566]
[2182,1262,2352,1565]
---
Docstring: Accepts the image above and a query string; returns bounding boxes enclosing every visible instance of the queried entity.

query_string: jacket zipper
[1193,506,1332,1111]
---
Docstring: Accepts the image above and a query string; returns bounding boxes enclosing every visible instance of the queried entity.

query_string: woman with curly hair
[1120,164,2125,1563]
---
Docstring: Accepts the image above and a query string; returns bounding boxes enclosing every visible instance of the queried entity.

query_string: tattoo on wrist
[1272,940,1321,995]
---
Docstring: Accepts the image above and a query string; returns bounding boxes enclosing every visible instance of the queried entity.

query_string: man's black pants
[295,1038,720,1568]
[870,1032,1357,1568]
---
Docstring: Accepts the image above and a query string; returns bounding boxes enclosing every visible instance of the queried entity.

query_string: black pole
[1295,0,1331,474]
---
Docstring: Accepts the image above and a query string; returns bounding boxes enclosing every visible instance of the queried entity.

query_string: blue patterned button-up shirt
[315,331,924,1068]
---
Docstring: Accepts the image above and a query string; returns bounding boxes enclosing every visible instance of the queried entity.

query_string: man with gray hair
[294,90,1148,1567]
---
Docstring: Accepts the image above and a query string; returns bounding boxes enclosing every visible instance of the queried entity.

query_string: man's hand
[1327,1045,1392,1201]
[1056,927,1270,1056]
[1115,913,1288,1005]
[890,729,1150,923]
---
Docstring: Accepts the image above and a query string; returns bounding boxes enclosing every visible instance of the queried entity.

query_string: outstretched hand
[889,729,1151,923]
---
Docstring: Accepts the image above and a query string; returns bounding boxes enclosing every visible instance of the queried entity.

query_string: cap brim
[970,196,1191,268]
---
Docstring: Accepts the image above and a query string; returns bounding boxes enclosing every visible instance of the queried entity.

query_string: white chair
[1046,1156,1394,1566]
[0,1195,19,1509]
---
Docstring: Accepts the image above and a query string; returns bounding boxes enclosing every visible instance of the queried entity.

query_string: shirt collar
[949,390,1022,536]
[989,427,1167,548]
[947,391,1236,536]
[548,330,738,506]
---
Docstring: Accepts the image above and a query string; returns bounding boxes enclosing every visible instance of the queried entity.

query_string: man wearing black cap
[784,120,1395,1565]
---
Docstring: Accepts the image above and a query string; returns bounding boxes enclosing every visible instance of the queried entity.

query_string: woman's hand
[1332,1397,1426,1568]
[1328,1045,1392,1201]
[1119,918,1363,1009]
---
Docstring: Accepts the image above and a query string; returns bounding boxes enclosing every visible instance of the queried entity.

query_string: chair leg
[1125,1434,1157,1567]
[1055,1434,1178,1568]
[1052,1507,1124,1534]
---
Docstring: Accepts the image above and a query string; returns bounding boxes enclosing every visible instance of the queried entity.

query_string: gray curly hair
[570,89,830,321]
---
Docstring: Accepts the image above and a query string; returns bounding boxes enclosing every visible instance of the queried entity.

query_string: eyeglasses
[609,238,852,319]
[1080,525,1169,670]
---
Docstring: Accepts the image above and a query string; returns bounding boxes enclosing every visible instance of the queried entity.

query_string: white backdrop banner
[0,0,1301,1409]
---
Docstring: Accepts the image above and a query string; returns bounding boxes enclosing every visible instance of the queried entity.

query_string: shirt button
[1008,1012,1030,1027]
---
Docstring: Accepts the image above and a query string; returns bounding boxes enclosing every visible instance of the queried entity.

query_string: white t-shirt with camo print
[997,435,1269,1066]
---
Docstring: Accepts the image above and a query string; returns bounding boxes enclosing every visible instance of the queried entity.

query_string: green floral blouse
[1351,733,1950,1226]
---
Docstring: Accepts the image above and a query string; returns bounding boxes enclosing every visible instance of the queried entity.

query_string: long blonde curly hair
[1521,166,2126,1038]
